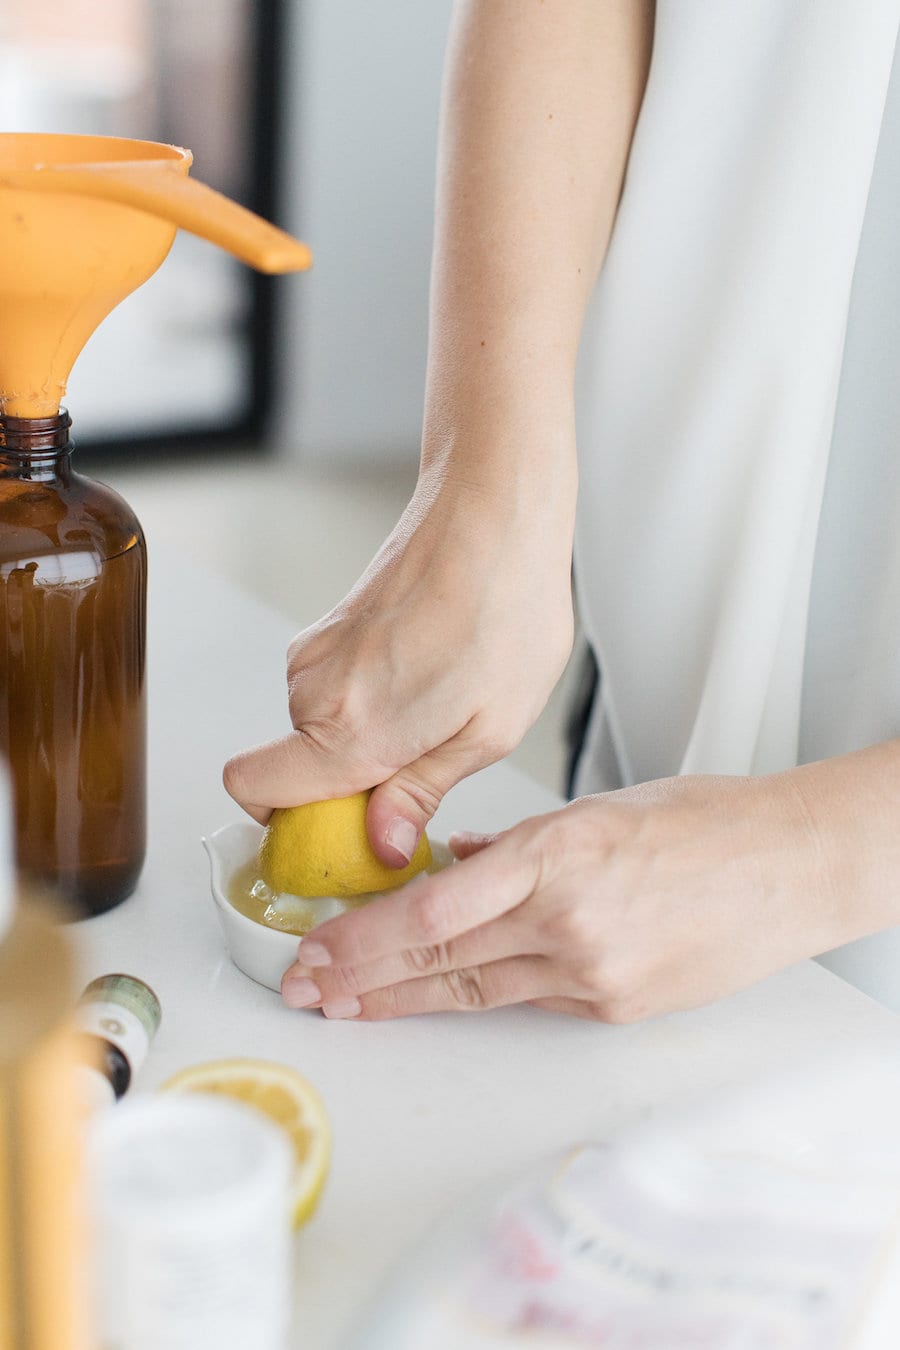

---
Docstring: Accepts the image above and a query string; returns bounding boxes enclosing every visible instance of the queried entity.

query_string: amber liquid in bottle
[0,412,146,916]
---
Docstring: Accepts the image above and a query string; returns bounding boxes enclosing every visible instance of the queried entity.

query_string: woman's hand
[278,745,900,1021]
[223,454,576,863]
[223,0,653,863]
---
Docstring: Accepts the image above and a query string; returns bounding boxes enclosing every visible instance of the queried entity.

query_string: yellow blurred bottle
[0,761,91,1350]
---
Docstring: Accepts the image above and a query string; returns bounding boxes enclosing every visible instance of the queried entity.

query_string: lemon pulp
[227,858,371,935]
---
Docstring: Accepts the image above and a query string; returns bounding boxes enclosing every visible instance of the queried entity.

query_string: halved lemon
[161,1057,331,1227]
[258,789,433,898]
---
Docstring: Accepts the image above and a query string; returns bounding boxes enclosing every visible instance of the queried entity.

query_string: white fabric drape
[572,2,900,1005]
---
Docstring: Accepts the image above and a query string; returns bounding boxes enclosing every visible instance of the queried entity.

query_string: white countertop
[72,549,900,1349]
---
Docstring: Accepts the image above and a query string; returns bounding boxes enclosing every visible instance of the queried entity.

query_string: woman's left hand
[279,752,896,1022]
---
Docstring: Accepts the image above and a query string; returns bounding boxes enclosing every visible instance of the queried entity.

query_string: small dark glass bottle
[0,410,146,916]
[75,974,161,1110]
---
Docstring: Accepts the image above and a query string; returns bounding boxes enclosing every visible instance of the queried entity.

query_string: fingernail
[296,939,331,967]
[386,816,418,863]
[449,830,487,845]
[322,997,361,1020]
[282,976,321,1009]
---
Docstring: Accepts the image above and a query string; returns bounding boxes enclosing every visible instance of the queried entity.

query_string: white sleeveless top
[572,2,900,1008]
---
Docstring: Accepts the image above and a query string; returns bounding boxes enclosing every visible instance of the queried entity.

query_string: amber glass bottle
[0,411,146,916]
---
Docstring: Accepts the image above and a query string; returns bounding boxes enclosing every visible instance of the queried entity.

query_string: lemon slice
[161,1058,331,1227]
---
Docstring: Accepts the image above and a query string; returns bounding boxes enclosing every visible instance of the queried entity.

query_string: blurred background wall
[276,0,454,469]
[0,0,454,466]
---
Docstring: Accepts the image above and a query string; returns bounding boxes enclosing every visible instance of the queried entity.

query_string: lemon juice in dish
[228,790,443,936]
[226,858,374,936]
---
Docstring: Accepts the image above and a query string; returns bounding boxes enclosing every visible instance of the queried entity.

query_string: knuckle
[287,670,324,718]
[457,710,521,767]
[289,699,362,753]
[360,986,403,1022]
[330,928,369,971]
[285,641,305,681]
[531,812,576,879]
[574,957,608,995]
[477,730,517,764]
[585,993,643,1025]
[222,755,250,803]
[473,717,522,765]
[286,632,320,687]
[286,665,368,746]
[414,888,451,945]
[546,902,596,951]
[318,964,362,999]
[394,776,443,821]
[442,966,487,1011]
[404,941,450,976]
[287,613,335,661]
[579,962,646,1024]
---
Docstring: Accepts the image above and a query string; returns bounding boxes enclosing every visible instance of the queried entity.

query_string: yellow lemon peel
[258,790,432,898]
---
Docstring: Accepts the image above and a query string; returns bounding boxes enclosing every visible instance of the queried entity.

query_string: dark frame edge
[78,0,287,468]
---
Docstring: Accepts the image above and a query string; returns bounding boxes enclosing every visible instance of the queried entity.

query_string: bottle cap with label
[76,974,162,1111]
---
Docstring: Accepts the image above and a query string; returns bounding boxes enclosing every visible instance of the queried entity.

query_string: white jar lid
[89,1094,294,1350]
[89,1093,292,1228]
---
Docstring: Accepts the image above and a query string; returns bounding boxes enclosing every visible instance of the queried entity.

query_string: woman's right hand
[223,447,576,865]
[224,0,655,860]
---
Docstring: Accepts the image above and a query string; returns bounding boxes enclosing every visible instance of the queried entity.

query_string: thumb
[366,739,477,867]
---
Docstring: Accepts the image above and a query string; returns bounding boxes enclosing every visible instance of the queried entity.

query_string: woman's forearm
[793,736,900,943]
[422,0,654,490]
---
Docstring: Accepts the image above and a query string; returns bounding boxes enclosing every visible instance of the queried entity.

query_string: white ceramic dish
[203,822,451,994]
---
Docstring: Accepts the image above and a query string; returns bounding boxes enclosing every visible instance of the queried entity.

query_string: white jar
[89,1094,293,1350]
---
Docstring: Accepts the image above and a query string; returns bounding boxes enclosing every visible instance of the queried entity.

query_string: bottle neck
[0,410,73,482]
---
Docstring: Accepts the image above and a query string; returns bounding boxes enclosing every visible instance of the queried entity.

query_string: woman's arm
[224,1,655,861]
[422,0,654,493]
[278,738,900,1021]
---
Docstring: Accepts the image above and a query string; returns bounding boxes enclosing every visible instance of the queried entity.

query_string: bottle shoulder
[0,467,145,563]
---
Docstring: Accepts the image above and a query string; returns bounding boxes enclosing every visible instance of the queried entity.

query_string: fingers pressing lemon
[258,789,432,898]
[161,1058,330,1227]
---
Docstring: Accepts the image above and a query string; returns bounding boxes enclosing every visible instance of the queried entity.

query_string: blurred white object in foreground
[89,1094,293,1350]
[352,1051,900,1349]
